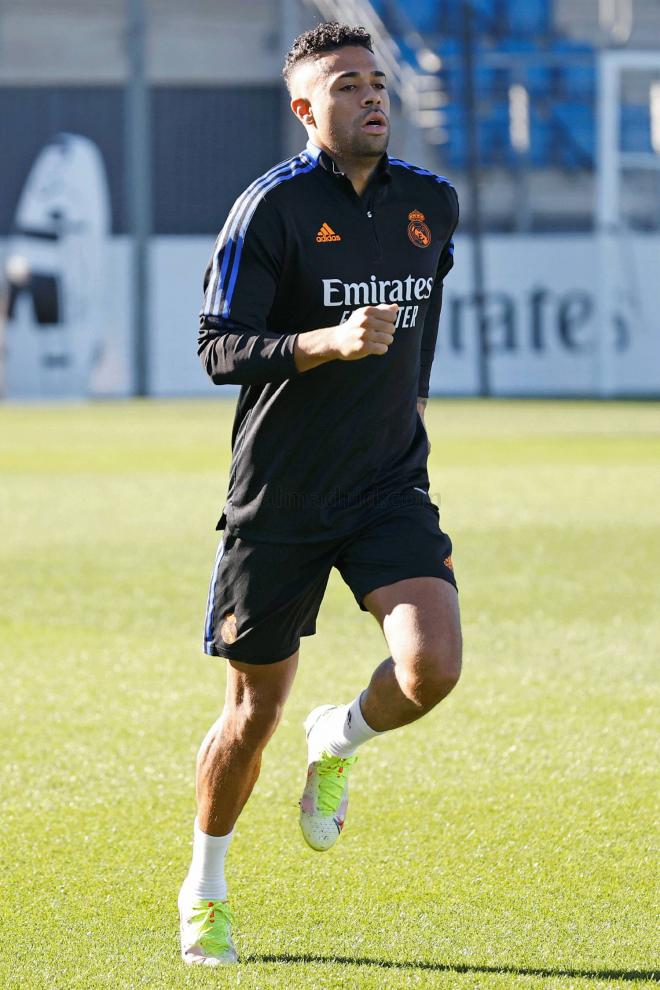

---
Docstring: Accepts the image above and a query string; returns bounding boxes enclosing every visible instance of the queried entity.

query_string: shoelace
[316,754,357,814]
[187,899,233,955]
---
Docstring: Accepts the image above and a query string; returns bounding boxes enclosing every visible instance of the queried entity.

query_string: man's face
[292,45,390,159]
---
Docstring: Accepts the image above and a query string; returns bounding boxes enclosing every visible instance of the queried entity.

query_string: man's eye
[341,84,356,91]
[374,83,386,90]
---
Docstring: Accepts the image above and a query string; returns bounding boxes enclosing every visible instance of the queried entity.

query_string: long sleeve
[418,279,445,400]
[417,184,459,398]
[197,319,299,386]
[198,191,301,386]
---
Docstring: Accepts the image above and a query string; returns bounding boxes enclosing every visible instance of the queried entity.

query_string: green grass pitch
[0,398,658,990]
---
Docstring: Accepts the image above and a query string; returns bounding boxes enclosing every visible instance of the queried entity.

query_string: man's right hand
[293,303,398,373]
[328,303,398,360]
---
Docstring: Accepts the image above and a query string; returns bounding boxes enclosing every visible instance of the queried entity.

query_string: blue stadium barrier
[480,103,510,164]
[438,39,464,96]
[505,0,550,36]
[443,103,468,169]
[471,0,501,31]
[552,39,596,99]
[500,38,552,97]
[621,104,652,153]
[442,64,505,100]
[397,35,418,65]
[437,37,461,58]
[406,0,439,33]
[435,0,502,37]
[444,101,516,168]
[392,1,602,171]
[552,102,595,167]
[476,59,506,99]
[529,113,552,167]
[439,40,507,100]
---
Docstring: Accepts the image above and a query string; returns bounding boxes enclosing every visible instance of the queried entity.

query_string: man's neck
[315,141,383,197]
[333,154,380,197]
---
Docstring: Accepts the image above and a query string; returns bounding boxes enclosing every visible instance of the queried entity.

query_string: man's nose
[362,88,382,105]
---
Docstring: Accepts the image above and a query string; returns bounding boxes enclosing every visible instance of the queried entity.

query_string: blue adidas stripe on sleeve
[204,152,318,319]
[388,157,454,188]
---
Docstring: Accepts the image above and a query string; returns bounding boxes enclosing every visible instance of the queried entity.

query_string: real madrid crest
[407,209,432,249]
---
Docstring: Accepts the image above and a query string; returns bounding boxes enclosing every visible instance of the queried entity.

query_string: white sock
[310,692,382,759]
[185,818,233,901]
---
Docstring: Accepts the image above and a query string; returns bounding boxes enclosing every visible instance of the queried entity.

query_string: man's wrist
[417,396,428,418]
[294,327,339,373]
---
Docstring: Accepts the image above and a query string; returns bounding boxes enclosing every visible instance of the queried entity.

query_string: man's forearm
[198,324,301,385]
[199,306,395,384]
[293,327,339,373]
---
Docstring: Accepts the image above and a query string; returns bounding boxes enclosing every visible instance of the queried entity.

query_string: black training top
[199,140,459,543]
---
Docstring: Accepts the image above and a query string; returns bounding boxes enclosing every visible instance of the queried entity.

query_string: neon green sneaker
[299,705,358,852]
[178,886,237,965]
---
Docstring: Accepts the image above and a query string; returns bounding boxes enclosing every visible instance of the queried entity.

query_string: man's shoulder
[388,156,456,192]
[388,156,459,226]
[232,150,320,214]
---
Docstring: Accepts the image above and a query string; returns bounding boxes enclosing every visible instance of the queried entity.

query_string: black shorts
[202,502,456,665]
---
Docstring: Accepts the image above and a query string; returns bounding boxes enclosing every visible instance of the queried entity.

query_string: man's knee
[398,645,462,712]
[221,651,298,749]
[229,695,285,748]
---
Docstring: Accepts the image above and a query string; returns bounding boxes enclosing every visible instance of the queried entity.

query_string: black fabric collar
[309,142,392,186]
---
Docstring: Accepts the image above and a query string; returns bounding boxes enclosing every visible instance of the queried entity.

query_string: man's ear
[291,97,315,127]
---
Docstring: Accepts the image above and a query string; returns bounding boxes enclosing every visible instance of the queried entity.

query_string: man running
[179,21,461,965]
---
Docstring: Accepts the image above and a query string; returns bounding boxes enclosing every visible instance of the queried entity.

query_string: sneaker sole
[179,924,238,966]
[180,950,237,966]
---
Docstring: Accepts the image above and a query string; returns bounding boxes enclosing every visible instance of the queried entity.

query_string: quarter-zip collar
[305,140,391,197]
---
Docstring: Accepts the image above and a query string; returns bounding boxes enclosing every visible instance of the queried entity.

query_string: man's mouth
[361,112,388,134]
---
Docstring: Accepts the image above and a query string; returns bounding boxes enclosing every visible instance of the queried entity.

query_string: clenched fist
[293,304,399,373]
[329,303,398,360]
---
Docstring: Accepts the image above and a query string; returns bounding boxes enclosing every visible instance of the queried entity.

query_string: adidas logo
[316,222,341,243]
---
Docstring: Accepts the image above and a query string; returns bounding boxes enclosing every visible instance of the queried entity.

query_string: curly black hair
[282,22,373,91]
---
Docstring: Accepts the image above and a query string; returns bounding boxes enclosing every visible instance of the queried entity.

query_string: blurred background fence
[0,0,659,398]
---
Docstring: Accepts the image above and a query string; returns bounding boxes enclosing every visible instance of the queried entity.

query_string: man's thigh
[225,652,300,711]
[335,503,461,674]
[362,575,462,674]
